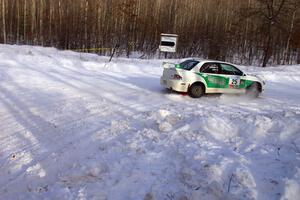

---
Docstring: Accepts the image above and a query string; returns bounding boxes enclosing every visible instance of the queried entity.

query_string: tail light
[172,74,182,80]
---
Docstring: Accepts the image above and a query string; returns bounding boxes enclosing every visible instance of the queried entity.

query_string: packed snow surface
[0,45,299,200]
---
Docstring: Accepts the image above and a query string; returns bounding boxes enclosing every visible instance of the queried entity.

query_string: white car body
[160,59,265,96]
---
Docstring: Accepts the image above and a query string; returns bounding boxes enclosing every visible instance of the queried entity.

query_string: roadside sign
[159,33,178,53]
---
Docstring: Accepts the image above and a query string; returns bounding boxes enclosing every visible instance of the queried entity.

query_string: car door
[198,62,228,93]
[219,63,245,93]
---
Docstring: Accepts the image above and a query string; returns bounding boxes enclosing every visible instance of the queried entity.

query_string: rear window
[179,60,199,70]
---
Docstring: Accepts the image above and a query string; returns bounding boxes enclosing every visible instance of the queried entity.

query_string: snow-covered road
[0,45,299,200]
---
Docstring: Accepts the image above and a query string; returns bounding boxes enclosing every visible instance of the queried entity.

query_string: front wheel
[246,82,261,98]
[188,84,204,98]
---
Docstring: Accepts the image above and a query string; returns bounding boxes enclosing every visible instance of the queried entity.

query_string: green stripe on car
[196,73,254,89]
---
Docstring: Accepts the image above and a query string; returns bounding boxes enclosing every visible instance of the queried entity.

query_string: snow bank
[0,45,299,200]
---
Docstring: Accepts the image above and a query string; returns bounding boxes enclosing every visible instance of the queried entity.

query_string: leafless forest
[1,0,300,66]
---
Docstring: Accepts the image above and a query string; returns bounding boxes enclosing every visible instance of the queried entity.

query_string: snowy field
[0,45,299,200]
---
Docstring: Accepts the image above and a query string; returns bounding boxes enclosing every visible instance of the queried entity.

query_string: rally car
[160,59,265,98]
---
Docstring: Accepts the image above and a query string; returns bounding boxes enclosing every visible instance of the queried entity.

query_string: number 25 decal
[232,79,238,85]
[230,76,241,88]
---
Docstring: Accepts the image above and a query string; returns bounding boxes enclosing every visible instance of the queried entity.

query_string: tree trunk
[2,0,6,44]
[17,0,20,44]
[297,48,300,64]
[262,21,272,67]
[283,9,296,65]
[24,0,27,42]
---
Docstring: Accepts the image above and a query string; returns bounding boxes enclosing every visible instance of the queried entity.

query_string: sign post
[159,33,178,58]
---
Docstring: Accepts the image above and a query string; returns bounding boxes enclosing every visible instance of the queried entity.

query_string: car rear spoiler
[162,62,177,69]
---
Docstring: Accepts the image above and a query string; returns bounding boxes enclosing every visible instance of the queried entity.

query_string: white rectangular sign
[159,34,178,53]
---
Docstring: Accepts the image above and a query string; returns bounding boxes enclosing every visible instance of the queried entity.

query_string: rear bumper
[160,77,189,92]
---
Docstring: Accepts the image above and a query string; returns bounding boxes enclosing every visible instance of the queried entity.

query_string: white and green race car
[160,59,265,98]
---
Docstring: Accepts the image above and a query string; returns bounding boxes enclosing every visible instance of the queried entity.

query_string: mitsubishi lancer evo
[160,59,265,98]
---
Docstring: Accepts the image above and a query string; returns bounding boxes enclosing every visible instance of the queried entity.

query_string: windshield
[178,60,199,70]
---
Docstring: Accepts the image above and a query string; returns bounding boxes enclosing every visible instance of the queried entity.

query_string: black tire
[188,83,204,98]
[246,82,261,98]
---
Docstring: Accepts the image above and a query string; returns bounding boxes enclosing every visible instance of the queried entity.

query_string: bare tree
[0,0,299,66]
[1,0,6,43]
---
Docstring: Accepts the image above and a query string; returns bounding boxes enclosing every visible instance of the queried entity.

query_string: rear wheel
[188,83,204,98]
[246,82,261,98]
